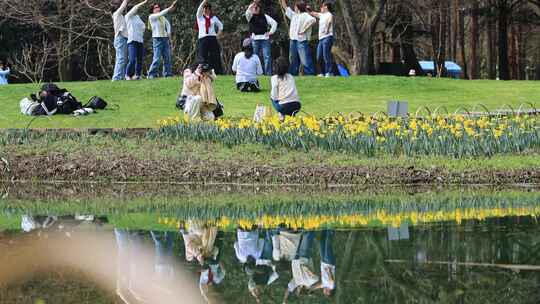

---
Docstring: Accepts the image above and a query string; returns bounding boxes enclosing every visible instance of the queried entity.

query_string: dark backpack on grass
[213,100,224,119]
[84,96,108,110]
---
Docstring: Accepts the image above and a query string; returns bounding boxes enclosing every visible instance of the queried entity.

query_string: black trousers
[197,36,223,74]
[236,80,260,92]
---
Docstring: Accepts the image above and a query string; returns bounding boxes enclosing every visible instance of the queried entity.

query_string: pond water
[1,186,540,304]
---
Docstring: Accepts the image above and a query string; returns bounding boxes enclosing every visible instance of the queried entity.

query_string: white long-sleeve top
[234,230,264,264]
[245,5,278,40]
[285,7,316,42]
[271,74,300,105]
[112,0,128,38]
[196,1,223,39]
[148,7,172,38]
[232,52,263,84]
[125,2,146,43]
[318,12,334,40]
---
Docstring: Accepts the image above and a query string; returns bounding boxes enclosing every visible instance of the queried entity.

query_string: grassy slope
[1,76,539,129]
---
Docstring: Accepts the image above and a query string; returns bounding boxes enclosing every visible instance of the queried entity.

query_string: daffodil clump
[157,113,540,157]
[159,206,540,230]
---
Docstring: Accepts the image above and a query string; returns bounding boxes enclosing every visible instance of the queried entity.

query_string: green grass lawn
[1,76,539,129]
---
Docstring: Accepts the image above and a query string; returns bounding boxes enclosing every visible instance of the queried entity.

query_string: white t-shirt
[286,8,316,42]
[196,1,223,39]
[112,1,128,38]
[288,258,319,292]
[232,52,263,83]
[272,231,301,261]
[270,74,300,105]
[148,8,172,38]
[318,12,334,40]
[126,15,145,43]
[321,262,336,290]
[234,230,264,263]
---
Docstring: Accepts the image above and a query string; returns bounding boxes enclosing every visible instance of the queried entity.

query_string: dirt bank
[2,152,539,185]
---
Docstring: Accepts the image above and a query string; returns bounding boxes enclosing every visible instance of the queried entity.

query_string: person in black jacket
[245,1,278,76]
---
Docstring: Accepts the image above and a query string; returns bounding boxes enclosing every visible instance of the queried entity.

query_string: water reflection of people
[314,229,336,296]
[199,231,226,302]
[21,214,108,236]
[151,231,176,279]
[243,230,279,303]
[283,230,336,302]
[180,220,225,302]
[115,229,152,303]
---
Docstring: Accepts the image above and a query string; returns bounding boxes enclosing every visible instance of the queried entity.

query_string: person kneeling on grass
[232,38,263,92]
[177,63,219,121]
[270,57,301,119]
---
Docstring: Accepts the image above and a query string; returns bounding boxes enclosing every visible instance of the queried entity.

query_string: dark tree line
[1,0,539,83]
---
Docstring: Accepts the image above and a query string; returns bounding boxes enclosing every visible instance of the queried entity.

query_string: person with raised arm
[147,1,176,79]
[245,0,278,76]
[112,0,129,81]
[310,1,335,77]
[196,0,224,74]
[125,0,147,80]
[279,0,316,76]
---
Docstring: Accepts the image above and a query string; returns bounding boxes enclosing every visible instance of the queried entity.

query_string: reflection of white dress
[288,257,319,292]
[272,231,301,261]
[181,222,218,262]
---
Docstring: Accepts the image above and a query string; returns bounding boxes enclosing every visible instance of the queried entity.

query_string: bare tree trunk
[339,0,363,74]
[339,0,387,75]
[433,0,449,77]
[487,3,497,79]
[509,23,518,79]
[470,1,479,79]
[497,1,510,80]
[451,0,459,61]
[458,7,468,79]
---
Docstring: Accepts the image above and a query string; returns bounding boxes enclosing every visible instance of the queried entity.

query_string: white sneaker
[325,73,333,78]
[317,74,324,77]
[125,76,131,81]
[134,75,141,80]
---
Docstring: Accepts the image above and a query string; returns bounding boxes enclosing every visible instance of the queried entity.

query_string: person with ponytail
[232,38,263,92]
[196,0,224,74]
[270,57,301,119]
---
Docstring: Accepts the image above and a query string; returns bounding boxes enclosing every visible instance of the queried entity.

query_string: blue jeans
[320,230,336,265]
[317,36,334,75]
[151,231,175,265]
[126,41,144,78]
[113,36,128,80]
[252,39,272,76]
[289,40,315,76]
[295,231,315,259]
[148,37,173,78]
[271,99,301,117]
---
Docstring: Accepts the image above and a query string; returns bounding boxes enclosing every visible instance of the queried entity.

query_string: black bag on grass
[213,100,224,119]
[85,96,108,110]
